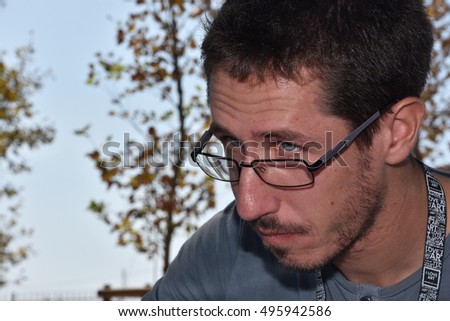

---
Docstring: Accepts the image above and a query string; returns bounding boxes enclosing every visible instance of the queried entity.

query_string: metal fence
[0,285,150,301]
[0,289,99,301]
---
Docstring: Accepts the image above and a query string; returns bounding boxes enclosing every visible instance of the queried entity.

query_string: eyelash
[216,135,305,159]
[279,141,302,152]
[220,135,242,148]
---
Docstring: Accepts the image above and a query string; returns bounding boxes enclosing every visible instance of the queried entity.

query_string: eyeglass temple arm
[326,110,381,158]
[191,129,213,162]
[310,101,396,170]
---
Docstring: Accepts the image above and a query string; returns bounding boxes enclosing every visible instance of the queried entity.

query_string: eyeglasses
[191,102,395,188]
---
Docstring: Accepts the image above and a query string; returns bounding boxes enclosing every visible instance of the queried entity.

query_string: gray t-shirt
[143,202,450,301]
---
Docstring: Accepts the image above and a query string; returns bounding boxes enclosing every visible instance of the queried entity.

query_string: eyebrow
[209,122,232,137]
[210,123,316,143]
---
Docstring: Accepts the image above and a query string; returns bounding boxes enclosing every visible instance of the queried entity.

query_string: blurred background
[0,0,448,300]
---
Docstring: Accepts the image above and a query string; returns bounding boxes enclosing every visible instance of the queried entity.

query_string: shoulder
[436,236,450,300]
[143,201,317,300]
[143,202,245,300]
[176,201,245,268]
[194,201,243,243]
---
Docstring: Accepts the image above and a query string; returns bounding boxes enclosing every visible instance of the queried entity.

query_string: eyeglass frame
[190,101,396,187]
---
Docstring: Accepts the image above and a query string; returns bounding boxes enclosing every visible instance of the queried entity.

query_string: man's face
[208,70,387,270]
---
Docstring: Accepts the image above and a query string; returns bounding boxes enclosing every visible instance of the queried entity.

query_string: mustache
[249,216,311,235]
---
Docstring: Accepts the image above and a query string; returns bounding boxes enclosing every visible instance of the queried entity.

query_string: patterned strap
[315,269,325,301]
[418,166,447,301]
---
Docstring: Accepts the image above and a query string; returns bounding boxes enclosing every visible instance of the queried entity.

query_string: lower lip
[260,233,301,246]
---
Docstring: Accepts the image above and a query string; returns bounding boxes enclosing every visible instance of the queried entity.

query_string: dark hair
[201,0,434,148]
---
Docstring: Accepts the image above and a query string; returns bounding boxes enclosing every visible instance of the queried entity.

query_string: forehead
[208,70,336,140]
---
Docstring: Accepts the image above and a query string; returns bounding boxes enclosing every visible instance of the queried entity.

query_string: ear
[381,97,425,165]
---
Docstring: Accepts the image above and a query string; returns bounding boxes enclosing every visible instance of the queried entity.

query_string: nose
[233,166,279,222]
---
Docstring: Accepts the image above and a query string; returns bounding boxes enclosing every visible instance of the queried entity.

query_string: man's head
[201,0,433,148]
[195,0,434,271]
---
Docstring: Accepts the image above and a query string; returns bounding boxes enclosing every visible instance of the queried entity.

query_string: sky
[1,0,449,302]
[0,0,233,300]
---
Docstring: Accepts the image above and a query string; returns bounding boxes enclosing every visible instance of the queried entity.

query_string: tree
[417,0,450,169]
[84,0,450,276]
[84,0,217,274]
[0,43,55,287]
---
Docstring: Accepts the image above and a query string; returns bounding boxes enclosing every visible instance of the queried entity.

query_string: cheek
[279,168,354,221]
[280,188,341,223]
[311,167,349,200]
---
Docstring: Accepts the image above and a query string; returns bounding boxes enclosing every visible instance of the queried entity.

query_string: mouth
[257,229,306,246]
[249,216,312,248]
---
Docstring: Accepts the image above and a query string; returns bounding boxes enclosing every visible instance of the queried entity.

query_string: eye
[222,136,242,148]
[212,135,243,159]
[279,141,301,152]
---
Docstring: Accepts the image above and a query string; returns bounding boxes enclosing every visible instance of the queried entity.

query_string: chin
[267,244,336,271]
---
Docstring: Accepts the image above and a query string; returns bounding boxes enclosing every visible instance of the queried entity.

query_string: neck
[333,158,429,287]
